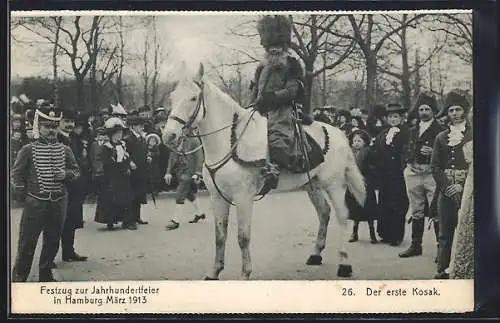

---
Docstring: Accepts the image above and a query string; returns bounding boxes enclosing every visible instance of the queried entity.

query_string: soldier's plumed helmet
[36,103,62,124]
[257,15,292,50]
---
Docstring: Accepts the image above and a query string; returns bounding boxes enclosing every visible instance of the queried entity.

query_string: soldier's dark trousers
[12,195,66,282]
[61,196,82,258]
[437,193,459,273]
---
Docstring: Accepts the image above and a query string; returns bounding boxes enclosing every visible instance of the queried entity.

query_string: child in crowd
[345,129,379,244]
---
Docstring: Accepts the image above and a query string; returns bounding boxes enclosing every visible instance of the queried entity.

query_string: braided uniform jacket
[10,138,80,201]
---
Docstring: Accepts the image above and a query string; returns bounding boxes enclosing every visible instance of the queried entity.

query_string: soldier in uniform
[431,90,473,279]
[11,103,80,282]
[372,103,410,246]
[399,92,445,258]
[124,111,149,226]
[249,15,311,195]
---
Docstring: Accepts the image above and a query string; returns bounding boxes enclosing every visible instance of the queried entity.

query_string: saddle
[231,111,329,174]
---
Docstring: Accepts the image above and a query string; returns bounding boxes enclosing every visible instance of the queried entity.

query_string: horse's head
[162,62,206,146]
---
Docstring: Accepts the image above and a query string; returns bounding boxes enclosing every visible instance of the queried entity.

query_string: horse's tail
[344,147,366,207]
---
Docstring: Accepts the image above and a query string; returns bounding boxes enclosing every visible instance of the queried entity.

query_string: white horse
[162,63,366,280]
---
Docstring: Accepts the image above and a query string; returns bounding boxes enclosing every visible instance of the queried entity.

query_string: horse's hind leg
[325,183,353,278]
[204,195,230,280]
[306,183,331,266]
[236,198,254,280]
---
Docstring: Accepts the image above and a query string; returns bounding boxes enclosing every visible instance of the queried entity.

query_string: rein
[164,80,258,205]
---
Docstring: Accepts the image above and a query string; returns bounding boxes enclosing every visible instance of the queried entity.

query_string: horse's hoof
[306,255,322,265]
[203,276,219,280]
[337,264,352,278]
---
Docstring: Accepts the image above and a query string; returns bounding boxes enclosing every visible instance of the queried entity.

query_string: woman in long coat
[94,118,134,230]
[372,104,410,246]
[345,129,379,244]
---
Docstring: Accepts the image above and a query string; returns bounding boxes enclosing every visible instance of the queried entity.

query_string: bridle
[165,80,253,156]
[168,80,207,136]
[164,79,258,206]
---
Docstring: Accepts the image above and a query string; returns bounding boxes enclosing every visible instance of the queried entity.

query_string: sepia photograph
[9,9,475,313]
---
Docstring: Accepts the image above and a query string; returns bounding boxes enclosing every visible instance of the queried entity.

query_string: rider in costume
[249,15,312,195]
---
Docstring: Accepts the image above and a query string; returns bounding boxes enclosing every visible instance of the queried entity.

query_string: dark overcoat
[372,126,410,243]
[94,141,134,224]
[125,132,148,204]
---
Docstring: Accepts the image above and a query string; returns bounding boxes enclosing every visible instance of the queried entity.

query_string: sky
[10,11,472,91]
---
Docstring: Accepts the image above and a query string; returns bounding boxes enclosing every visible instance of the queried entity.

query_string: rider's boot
[259,162,280,196]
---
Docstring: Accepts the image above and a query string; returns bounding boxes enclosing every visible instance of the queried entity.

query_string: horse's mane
[204,80,247,117]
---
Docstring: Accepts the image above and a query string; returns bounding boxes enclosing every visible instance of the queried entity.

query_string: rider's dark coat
[249,55,305,169]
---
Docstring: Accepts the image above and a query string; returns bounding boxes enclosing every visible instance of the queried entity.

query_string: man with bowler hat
[125,110,149,227]
[11,102,80,282]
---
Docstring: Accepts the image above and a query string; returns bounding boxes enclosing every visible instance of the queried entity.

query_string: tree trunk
[414,48,421,98]
[117,16,124,103]
[321,50,327,107]
[143,33,149,107]
[76,75,85,109]
[365,55,377,113]
[400,18,411,109]
[303,62,314,116]
[151,17,159,108]
[52,17,62,109]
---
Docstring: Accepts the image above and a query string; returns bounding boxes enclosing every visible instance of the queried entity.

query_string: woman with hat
[430,89,473,279]
[345,129,379,244]
[94,117,135,231]
[372,103,410,246]
[366,104,389,141]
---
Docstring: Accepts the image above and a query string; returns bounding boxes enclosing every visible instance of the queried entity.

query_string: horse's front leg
[236,198,254,280]
[204,195,230,280]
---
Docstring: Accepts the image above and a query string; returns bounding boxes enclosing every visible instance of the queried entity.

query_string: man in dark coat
[399,92,445,259]
[124,111,149,228]
[249,15,310,195]
[11,103,80,282]
[372,103,410,246]
[57,108,89,263]
[431,90,473,279]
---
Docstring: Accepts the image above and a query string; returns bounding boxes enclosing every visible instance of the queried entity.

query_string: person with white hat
[11,102,80,282]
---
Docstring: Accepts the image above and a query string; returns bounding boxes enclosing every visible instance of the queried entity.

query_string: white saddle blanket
[234,110,325,164]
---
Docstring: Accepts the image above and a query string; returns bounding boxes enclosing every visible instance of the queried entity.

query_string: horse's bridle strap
[169,115,187,126]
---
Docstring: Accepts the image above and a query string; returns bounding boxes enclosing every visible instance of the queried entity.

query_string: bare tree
[376,14,445,108]
[289,15,355,112]
[427,13,472,64]
[327,14,426,113]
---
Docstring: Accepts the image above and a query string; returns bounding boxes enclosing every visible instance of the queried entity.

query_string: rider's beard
[265,50,288,67]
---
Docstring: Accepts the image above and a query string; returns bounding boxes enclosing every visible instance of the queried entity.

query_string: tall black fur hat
[257,15,292,50]
[436,89,470,118]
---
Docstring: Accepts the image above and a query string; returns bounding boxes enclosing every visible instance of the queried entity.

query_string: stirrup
[258,164,280,196]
